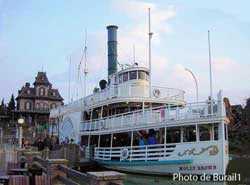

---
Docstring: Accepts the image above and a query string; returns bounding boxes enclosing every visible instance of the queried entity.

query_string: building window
[36,103,41,109]
[39,87,45,96]
[50,103,56,109]
[25,102,31,110]
[43,103,48,109]
[27,89,30,94]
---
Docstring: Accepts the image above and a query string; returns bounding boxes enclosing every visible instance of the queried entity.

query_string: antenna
[133,44,135,64]
[68,56,72,103]
[148,8,153,98]
[208,30,213,99]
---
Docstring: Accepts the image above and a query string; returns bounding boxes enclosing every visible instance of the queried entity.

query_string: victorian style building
[15,72,63,127]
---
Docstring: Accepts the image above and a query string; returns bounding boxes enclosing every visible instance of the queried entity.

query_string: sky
[0,0,250,105]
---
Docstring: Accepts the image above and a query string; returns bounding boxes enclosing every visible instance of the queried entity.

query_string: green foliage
[7,94,15,111]
[0,98,5,114]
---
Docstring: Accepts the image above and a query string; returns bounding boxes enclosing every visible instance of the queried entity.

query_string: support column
[110,133,113,159]
[98,135,101,147]
[196,124,199,142]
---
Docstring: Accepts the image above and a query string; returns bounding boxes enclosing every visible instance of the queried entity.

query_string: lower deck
[82,121,229,175]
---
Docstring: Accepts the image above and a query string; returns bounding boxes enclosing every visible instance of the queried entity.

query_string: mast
[148,8,153,98]
[208,30,213,100]
[84,29,88,99]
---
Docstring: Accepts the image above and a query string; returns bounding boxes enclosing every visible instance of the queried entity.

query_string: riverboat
[50,24,229,175]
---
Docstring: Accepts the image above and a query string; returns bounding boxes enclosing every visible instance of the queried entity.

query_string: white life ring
[120,148,129,160]
[153,89,161,98]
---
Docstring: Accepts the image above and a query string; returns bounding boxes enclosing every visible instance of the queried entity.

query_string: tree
[0,98,4,114]
[7,94,15,112]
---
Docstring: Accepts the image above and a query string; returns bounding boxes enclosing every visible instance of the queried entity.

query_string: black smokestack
[107,25,118,76]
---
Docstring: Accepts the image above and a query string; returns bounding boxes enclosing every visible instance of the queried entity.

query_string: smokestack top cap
[107,25,118,30]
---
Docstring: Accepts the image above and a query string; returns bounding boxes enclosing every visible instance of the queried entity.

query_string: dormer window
[39,87,45,96]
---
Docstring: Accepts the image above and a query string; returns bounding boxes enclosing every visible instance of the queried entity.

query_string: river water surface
[123,157,250,185]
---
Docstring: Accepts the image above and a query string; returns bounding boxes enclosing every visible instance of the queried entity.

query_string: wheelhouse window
[199,124,211,141]
[129,71,137,80]
[166,127,181,143]
[145,71,149,81]
[123,72,128,82]
[138,70,146,80]
[119,74,122,84]
[183,126,196,142]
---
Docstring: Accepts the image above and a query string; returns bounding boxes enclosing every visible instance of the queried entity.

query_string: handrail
[94,143,176,161]
[80,100,222,132]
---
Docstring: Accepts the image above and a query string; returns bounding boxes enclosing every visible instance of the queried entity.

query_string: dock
[0,144,126,185]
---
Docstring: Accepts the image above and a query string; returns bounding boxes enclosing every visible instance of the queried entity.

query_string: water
[1,145,249,185]
[123,158,250,185]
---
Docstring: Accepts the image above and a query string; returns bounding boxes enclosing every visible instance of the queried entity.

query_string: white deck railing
[94,144,176,161]
[84,85,185,107]
[80,99,224,133]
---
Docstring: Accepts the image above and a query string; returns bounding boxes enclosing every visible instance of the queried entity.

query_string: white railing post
[130,131,133,161]
[145,145,148,161]
[164,127,167,158]
[132,112,135,125]
[150,105,153,124]
[167,104,170,119]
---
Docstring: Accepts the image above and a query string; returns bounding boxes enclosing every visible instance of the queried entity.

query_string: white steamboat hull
[95,140,229,175]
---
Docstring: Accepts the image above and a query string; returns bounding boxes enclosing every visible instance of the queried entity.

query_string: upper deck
[80,91,226,135]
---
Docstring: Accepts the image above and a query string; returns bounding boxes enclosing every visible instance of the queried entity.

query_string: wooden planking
[9,175,29,185]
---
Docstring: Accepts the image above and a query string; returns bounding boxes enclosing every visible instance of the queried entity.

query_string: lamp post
[18,118,24,148]
[185,68,199,102]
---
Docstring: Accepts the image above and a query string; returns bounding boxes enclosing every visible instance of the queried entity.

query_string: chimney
[107,25,118,77]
